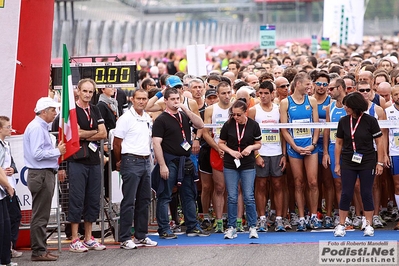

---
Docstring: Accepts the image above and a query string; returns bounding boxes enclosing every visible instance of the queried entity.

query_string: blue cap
[166,76,183,88]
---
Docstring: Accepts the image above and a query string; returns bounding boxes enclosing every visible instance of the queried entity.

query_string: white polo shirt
[113,107,152,156]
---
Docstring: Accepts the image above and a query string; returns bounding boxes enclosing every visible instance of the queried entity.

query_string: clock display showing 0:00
[94,66,131,84]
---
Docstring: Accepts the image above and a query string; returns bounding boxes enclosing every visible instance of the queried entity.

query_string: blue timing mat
[150,230,399,246]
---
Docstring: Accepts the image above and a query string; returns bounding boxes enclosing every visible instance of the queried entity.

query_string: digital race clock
[51,61,137,89]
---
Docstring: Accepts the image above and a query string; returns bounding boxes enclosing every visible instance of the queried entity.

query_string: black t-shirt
[152,111,192,157]
[68,104,104,165]
[336,113,382,170]
[219,118,262,170]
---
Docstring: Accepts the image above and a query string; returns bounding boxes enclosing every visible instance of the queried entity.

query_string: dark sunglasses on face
[358,88,371,93]
[208,84,217,90]
[278,84,289,88]
[328,86,339,91]
[231,113,242,117]
[315,81,328,87]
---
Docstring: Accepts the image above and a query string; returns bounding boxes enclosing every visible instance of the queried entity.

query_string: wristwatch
[312,143,317,149]
[194,137,200,141]
[377,162,384,166]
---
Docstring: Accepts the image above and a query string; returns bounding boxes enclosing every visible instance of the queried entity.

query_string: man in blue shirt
[23,97,66,261]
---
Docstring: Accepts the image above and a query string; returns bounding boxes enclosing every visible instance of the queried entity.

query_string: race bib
[261,129,280,144]
[214,119,227,138]
[394,132,399,147]
[292,119,312,139]
[330,129,337,143]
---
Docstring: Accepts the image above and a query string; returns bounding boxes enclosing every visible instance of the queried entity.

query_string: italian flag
[59,44,80,162]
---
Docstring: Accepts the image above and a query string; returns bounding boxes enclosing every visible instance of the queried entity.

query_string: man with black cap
[24,97,66,261]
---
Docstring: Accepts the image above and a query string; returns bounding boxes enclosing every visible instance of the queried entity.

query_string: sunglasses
[358,88,371,93]
[174,85,183,89]
[278,84,289,88]
[346,86,354,90]
[208,84,217,90]
[328,86,339,91]
[231,113,243,117]
[315,82,328,87]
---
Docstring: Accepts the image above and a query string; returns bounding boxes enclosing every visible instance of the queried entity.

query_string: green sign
[321,37,330,53]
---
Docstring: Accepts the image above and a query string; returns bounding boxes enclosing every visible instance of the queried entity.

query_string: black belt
[29,168,57,174]
[122,153,150,159]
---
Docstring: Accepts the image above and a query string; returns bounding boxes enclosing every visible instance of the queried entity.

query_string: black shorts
[198,146,212,174]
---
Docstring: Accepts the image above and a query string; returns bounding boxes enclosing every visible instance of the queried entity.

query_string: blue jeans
[119,155,151,241]
[224,168,257,228]
[156,161,198,233]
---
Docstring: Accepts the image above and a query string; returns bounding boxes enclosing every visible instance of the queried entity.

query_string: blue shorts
[328,144,340,179]
[317,143,324,164]
[391,156,399,175]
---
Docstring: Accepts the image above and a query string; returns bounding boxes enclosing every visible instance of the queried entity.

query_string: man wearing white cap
[23,97,66,261]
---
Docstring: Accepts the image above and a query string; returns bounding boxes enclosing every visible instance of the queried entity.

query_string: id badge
[352,152,363,164]
[88,142,98,152]
[234,158,241,168]
[181,140,191,151]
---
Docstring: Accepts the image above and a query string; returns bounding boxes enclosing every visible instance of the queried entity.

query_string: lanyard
[236,120,247,153]
[165,109,186,141]
[77,100,93,128]
[350,114,363,152]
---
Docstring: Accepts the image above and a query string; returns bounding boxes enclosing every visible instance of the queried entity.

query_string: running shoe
[257,217,268,232]
[11,249,22,258]
[352,216,362,228]
[283,218,292,230]
[134,237,158,247]
[275,218,286,232]
[186,226,210,237]
[201,219,212,231]
[120,240,137,250]
[69,238,88,253]
[324,216,334,229]
[372,215,384,228]
[83,237,106,251]
[169,220,181,233]
[310,216,322,229]
[364,221,374,237]
[249,226,259,239]
[215,219,224,233]
[290,213,299,226]
[159,230,177,239]
[236,218,244,232]
[224,227,237,239]
[296,219,307,232]
[334,215,340,226]
[333,224,346,237]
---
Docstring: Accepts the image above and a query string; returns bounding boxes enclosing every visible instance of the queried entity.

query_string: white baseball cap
[34,97,60,113]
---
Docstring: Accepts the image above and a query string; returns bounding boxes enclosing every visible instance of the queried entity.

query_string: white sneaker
[334,224,346,237]
[352,216,362,228]
[11,249,22,258]
[364,222,374,237]
[224,227,237,239]
[83,237,106,251]
[372,215,384,228]
[249,227,259,239]
[134,237,158,247]
[361,216,367,231]
[344,217,352,226]
[120,239,137,250]
[290,213,299,226]
[69,238,88,253]
[334,215,340,226]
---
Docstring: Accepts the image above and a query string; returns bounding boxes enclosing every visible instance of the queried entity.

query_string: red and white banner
[0,0,54,134]
[0,0,21,121]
